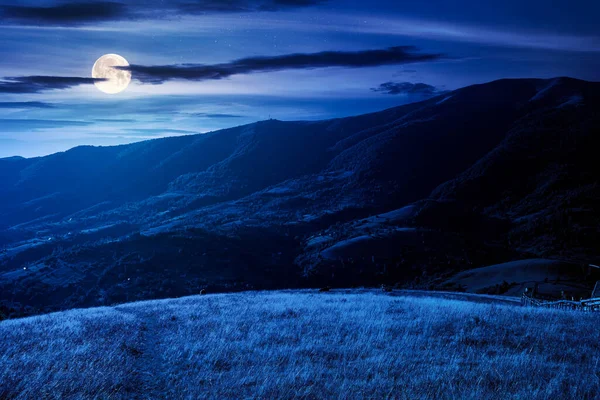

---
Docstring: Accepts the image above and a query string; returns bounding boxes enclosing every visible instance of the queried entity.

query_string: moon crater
[92,54,131,94]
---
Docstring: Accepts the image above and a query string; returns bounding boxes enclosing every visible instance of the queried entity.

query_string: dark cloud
[256,0,326,11]
[189,113,244,118]
[0,2,127,24]
[0,49,443,97]
[371,81,442,96]
[0,0,326,25]
[0,76,103,94]
[0,101,54,108]
[120,46,444,84]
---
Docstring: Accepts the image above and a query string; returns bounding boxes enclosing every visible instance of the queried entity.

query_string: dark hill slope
[116,78,562,233]
[417,78,600,261]
[1,77,599,317]
[0,103,423,233]
[298,78,600,288]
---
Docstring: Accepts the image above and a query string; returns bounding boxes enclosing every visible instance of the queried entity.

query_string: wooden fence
[521,293,600,312]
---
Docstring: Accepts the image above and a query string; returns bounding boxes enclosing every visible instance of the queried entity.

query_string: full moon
[92,54,131,94]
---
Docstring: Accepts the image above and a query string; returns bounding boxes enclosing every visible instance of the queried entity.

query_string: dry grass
[1,290,599,399]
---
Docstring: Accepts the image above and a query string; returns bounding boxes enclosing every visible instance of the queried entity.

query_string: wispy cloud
[120,46,444,84]
[0,118,92,131]
[189,113,244,118]
[337,15,600,53]
[0,76,103,93]
[93,118,138,123]
[0,47,443,95]
[0,101,55,108]
[0,0,327,26]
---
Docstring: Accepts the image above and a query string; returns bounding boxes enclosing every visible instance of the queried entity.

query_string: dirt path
[115,306,167,399]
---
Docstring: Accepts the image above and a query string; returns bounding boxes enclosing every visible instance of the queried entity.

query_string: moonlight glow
[91,54,131,94]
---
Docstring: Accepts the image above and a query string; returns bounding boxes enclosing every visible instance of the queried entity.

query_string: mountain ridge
[1,77,599,317]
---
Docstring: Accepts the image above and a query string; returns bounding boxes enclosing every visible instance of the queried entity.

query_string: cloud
[0,48,443,96]
[342,15,600,53]
[188,113,244,118]
[93,118,138,123]
[0,0,326,26]
[0,76,103,94]
[0,2,127,25]
[0,101,55,108]
[120,46,444,84]
[371,81,442,96]
[0,119,92,131]
[178,0,325,13]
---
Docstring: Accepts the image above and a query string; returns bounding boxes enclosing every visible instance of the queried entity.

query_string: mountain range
[1,77,599,317]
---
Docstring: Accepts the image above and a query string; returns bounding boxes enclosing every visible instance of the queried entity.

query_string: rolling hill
[1,290,599,399]
[1,77,599,317]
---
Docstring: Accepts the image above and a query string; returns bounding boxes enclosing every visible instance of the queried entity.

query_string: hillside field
[1,290,599,399]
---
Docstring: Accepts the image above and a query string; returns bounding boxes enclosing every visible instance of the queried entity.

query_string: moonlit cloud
[0,76,104,94]
[0,101,54,108]
[0,118,91,132]
[120,46,444,84]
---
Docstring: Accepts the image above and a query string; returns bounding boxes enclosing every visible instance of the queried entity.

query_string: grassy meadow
[1,290,599,399]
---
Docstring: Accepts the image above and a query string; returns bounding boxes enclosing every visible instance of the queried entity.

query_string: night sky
[1,0,599,158]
